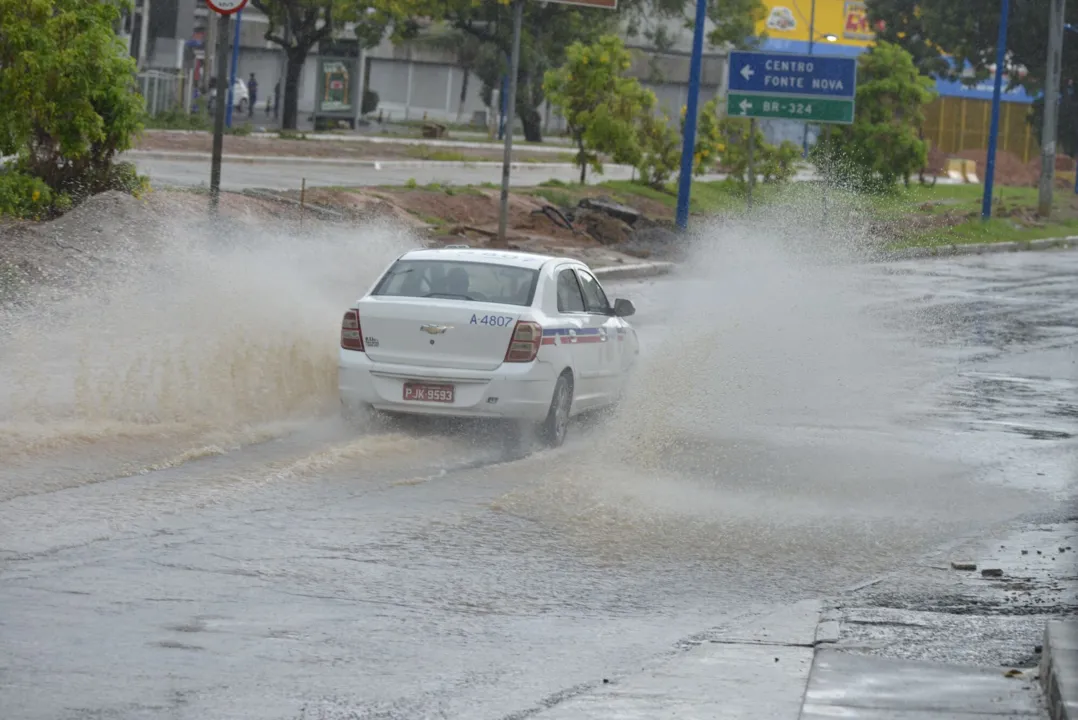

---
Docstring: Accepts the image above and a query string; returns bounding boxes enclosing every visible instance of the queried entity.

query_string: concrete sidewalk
[526,600,823,719]
[802,649,1046,719]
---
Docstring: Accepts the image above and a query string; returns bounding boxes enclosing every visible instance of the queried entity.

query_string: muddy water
[0,219,421,499]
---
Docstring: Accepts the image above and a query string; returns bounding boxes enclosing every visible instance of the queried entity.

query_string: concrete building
[129,1,730,134]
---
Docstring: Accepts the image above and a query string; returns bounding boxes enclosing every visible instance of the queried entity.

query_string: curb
[1041,620,1077,720]
[125,150,590,172]
[590,261,676,281]
[140,128,576,153]
[884,235,1078,260]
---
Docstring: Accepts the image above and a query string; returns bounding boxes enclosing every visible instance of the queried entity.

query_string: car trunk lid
[358,297,524,372]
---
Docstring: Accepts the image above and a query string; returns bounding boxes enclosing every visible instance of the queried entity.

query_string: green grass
[405,145,472,162]
[143,109,209,131]
[898,217,1078,248]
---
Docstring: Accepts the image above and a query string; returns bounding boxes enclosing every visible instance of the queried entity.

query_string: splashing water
[0,201,417,465]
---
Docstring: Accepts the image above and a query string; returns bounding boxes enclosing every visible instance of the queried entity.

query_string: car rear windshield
[372,259,540,307]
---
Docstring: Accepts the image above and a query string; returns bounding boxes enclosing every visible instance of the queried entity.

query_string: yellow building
[754,0,878,56]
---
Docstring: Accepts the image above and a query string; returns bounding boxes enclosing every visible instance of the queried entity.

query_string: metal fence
[137,69,192,116]
[923,96,1038,162]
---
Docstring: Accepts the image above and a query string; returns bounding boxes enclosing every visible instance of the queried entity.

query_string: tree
[443,0,766,143]
[544,36,655,183]
[813,41,936,191]
[712,117,800,187]
[443,2,614,142]
[251,0,424,130]
[867,0,1078,95]
[865,0,950,77]
[0,0,143,205]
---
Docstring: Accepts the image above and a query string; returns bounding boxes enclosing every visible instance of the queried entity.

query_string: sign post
[982,0,1010,221]
[726,49,856,211]
[206,0,248,211]
[674,0,708,231]
[494,0,618,247]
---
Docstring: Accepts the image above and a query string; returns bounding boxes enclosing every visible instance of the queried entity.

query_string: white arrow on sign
[738,98,753,115]
[740,64,755,82]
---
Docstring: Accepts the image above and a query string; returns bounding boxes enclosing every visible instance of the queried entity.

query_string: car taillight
[341,309,364,351]
[505,321,542,363]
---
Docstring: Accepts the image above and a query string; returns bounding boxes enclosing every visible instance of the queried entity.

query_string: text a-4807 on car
[337,248,640,448]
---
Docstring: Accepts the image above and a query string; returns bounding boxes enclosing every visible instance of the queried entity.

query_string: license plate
[403,382,454,403]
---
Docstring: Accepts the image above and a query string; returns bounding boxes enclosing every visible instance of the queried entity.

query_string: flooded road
[1,246,1075,720]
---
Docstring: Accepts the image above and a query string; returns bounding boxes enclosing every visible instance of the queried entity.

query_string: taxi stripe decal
[540,327,612,346]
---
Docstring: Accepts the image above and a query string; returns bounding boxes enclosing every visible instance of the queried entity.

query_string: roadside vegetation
[0,0,147,219]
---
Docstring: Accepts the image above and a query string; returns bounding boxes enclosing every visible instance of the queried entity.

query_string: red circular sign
[206,0,248,15]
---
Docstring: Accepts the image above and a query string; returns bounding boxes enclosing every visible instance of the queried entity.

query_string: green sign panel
[726,93,855,124]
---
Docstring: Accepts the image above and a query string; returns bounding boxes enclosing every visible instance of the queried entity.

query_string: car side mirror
[613,298,636,317]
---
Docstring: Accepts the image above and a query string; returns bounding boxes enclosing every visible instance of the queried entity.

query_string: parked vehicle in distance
[338,248,640,447]
[205,78,248,113]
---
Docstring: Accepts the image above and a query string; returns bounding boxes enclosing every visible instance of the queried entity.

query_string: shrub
[362,89,380,116]
[0,0,144,205]
[717,118,801,186]
[0,168,64,219]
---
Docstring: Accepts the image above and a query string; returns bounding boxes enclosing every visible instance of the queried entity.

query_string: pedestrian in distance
[273,80,280,119]
[247,73,258,118]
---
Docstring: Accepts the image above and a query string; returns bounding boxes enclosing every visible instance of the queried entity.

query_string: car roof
[399,247,580,270]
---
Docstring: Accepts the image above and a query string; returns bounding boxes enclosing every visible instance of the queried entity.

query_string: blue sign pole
[981,0,1009,221]
[675,0,708,230]
[226,8,242,128]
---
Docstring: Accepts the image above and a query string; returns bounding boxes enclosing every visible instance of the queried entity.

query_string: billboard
[755,0,884,51]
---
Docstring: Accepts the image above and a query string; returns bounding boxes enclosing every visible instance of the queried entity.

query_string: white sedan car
[338,247,640,447]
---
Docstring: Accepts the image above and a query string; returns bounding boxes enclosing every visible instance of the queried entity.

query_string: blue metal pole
[675,0,708,230]
[226,8,242,128]
[982,0,1009,221]
[802,0,816,158]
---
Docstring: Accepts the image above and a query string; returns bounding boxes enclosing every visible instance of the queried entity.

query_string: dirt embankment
[951,149,1077,188]
[1,185,677,301]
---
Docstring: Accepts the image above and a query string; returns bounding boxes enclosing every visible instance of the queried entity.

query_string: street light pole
[495,0,524,247]
[1038,0,1066,216]
[226,7,242,128]
[674,0,709,230]
[982,0,1010,221]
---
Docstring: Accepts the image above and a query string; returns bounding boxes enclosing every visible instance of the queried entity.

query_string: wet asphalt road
[1,248,1076,720]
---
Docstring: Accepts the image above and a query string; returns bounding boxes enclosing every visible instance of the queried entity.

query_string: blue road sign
[728,50,857,100]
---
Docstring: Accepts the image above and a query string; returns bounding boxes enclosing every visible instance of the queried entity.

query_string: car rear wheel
[539,374,572,448]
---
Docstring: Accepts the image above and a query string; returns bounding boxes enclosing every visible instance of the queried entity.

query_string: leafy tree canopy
[543,35,654,183]
[814,41,937,191]
[0,0,143,206]
[867,0,1078,94]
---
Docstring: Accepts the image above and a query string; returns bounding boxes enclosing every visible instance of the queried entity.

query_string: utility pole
[1038,0,1066,217]
[495,0,524,247]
